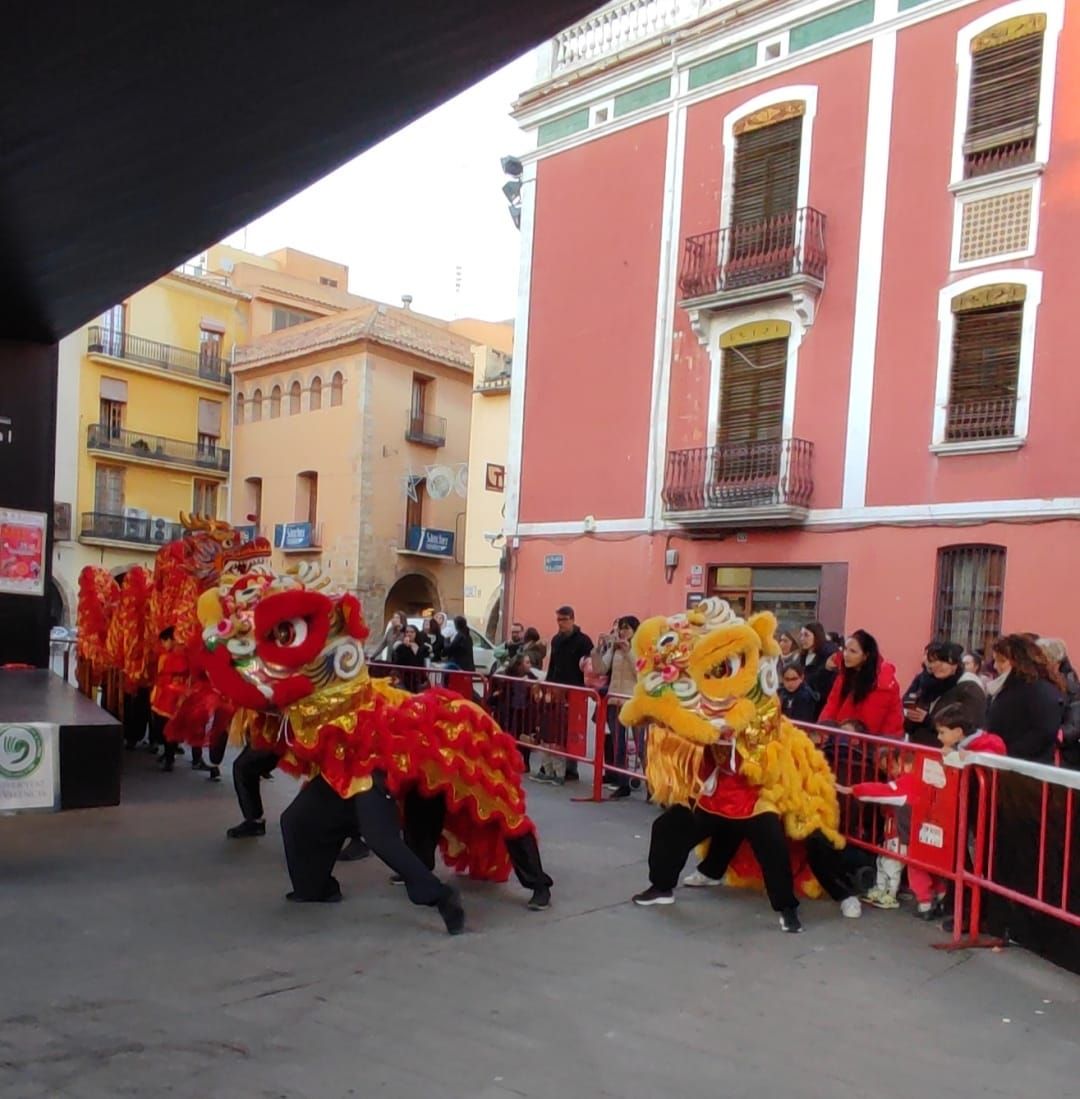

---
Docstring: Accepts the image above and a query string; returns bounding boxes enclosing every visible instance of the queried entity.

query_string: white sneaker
[840,896,862,919]
[682,870,723,888]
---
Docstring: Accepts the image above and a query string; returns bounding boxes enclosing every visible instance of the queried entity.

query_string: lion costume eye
[704,652,742,680]
[271,617,308,648]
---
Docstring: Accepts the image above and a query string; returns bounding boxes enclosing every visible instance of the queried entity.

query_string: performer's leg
[505,830,554,909]
[641,806,715,897]
[692,814,749,883]
[227,746,277,837]
[353,781,462,922]
[804,828,856,903]
[280,776,352,902]
[402,787,447,871]
[742,813,799,913]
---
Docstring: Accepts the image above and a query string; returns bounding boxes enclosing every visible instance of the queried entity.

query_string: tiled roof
[233,302,476,370]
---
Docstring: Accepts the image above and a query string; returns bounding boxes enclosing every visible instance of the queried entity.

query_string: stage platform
[0,670,122,809]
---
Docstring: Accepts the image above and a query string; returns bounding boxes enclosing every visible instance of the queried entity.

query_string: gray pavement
[1,749,1076,1099]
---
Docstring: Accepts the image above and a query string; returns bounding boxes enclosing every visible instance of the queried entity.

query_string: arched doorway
[384,572,440,622]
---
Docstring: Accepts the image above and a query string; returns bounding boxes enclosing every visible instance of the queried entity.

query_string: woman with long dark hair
[985,634,1064,763]
[818,629,903,736]
[797,621,838,720]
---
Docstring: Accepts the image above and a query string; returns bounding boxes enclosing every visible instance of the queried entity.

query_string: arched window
[309,376,323,411]
[289,380,302,414]
[270,385,282,418]
[330,371,344,407]
[234,393,244,425]
[251,388,262,422]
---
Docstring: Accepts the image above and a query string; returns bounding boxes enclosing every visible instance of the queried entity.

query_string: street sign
[543,554,564,573]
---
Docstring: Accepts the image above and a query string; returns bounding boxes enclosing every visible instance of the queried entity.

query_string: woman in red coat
[819,630,904,737]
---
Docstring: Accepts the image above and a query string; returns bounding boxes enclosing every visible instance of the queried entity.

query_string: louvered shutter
[729,117,801,282]
[964,31,1042,178]
[946,305,1022,440]
[731,118,801,225]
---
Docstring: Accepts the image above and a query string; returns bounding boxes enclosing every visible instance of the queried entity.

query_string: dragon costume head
[197,562,370,713]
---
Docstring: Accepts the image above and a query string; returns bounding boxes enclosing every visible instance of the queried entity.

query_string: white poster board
[0,723,59,811]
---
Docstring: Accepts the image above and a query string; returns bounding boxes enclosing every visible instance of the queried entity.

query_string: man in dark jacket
[545,606,594,780]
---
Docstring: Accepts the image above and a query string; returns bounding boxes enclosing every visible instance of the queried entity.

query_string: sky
[222,53,537,323]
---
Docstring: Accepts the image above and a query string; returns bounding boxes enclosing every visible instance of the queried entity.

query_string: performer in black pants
[279,774,465,934]
[399,788,553,910]
[642,806,800,915]
[226,744,369,861]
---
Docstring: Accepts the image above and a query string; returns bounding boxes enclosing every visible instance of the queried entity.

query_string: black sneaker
[437,888,466,935]
[207,766,221,782]
[608,786,631,800]
[779,908,803,933]
[528,886,551,911]
[226,819,266,839]
[389,873,405,886]
[286,886,342,904]
[632,886,674,906]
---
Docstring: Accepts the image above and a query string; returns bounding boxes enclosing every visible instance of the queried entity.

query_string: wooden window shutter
[964,20,1044,178]
[719,337,787,445]
[947,303,1022,440]
[731,115,802,227]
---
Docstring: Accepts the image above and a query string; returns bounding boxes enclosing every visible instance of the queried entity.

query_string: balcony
[542,1,726,77]
[87,326,229,387]
[662,438,814,526]
[678,208,827,329]
[87,424,229,476]
[404,410,446,448]
[945,396,1017,443]
[80,511,183,548]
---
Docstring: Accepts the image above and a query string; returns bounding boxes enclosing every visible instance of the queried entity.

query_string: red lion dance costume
[190,561,552,934]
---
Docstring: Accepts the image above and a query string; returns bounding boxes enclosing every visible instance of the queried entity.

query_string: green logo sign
[0,725,44,780]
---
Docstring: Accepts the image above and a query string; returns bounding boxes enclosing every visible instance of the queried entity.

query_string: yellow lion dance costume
[622,598,852,929]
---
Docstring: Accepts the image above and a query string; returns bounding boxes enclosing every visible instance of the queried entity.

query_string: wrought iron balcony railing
[405,410,447,448]
[944,396,1018,442]
[87,424,230,472]
[87,326,229,385]
[80,511,184,547]
[662,438,814,514]
[678,207,827,300]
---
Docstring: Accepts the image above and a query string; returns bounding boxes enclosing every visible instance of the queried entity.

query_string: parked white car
[405,617,496,672]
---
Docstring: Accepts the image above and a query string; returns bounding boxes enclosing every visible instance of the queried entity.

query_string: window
[707,566,822,627]
[193,479,218,517]
[99,399,125,439]
[100,304,125,357]
[319,276,339,288]
[330,371,344,407]
[934,545,1006,655]
[244,476,262,525]
[94,465,125,514]
[270,385,282,418]
[235,393,245,425]
[251,388,262,422]
[728,108,802,281]
[288,381,302,414]
[310,376,322,410]
[271,307,318,331]
[296,471,318,526]
[405,476,426,533]
[199,327,224,368]
[197,399,222,454]
[946,294,1023,441]
[409,374,431,434]
[963,16,1044,179]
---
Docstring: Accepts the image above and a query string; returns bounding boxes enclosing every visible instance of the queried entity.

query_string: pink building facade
[505,0,1078,665]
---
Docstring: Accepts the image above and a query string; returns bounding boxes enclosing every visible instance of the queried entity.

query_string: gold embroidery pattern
[733,100,805,136]
[951,283,1027,313]
[971,14,1046,53]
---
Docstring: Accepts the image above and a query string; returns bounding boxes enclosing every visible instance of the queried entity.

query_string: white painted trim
[948,0,1065,187]
[929,437,1024,456]
[841,26,897,509]
[512,495,1080,538]
[719,84,818,232]
[644,103,686,530]
[931,268,1043,447]
[503,158,538,537]
[757,33,789,66]
[516,517,651,537]
[949,176,1041,272]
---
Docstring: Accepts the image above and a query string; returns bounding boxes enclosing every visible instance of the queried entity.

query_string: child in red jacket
[934,703,1007,758]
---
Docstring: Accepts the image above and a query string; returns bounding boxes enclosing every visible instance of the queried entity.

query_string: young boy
[933,702,1007,758]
